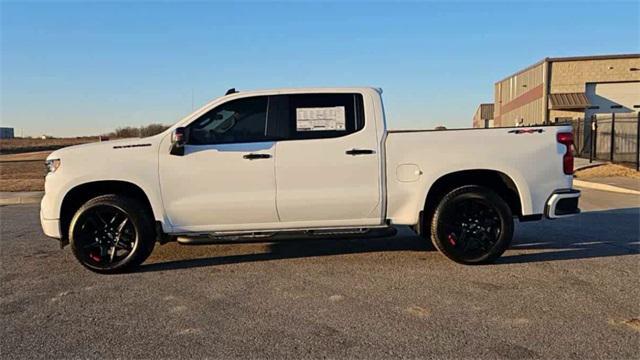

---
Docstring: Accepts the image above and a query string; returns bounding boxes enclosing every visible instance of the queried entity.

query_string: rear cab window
[268,93,365,141]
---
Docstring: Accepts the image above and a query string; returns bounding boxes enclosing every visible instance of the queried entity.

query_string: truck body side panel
[384,126,573,225]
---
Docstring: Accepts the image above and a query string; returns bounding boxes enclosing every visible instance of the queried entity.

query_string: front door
[159,95,279,232]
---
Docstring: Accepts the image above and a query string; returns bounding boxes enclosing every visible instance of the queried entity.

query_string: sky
[1,0,638,137]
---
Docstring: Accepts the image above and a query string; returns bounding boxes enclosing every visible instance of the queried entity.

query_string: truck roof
[222,86,383,97]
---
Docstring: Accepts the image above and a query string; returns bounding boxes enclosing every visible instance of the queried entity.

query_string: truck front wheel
[69,195,155,273]
[430,185,513,265]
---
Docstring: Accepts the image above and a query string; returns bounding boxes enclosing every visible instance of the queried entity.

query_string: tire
[430,185,513,265]
[69,194,155,273]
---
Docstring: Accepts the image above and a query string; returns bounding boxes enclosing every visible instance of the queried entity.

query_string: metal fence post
[590,116,597,163]
[636,112,639,171]
[576,119,581,155]
[610,113,615,163]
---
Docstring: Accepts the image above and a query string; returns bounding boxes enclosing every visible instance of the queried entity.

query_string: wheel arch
[59,180,157,241]
[418,169,526,234]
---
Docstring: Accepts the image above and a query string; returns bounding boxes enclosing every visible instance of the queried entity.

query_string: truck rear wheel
[430,185,513,264]
[69,195,155,274]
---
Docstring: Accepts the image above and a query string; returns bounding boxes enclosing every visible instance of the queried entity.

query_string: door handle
[243,153,272,160]
[345,148,375,156]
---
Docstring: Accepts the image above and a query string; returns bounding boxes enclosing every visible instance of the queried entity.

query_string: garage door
[585,81,640,120]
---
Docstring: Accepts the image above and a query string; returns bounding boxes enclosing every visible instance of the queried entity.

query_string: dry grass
[0,161,45,191]
[0,137,98,154]
[0,151,50,191]
[575,164,640,179]
[0,151,52,162]
[624,318,640,332]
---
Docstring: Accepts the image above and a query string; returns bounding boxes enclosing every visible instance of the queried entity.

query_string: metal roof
[548,93,591,109]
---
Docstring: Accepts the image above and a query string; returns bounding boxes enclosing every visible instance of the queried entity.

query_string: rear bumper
[545,189,581,219]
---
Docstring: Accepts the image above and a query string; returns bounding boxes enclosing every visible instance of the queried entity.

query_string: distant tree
[111,127,139,138]
[106,124,170,138]
[140,123,170,137]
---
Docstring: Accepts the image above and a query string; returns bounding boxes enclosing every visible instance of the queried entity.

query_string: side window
[188,96,269,145]
[283,93,365,140]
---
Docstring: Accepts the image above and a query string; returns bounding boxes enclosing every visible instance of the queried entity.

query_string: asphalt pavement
[1,188,638,359]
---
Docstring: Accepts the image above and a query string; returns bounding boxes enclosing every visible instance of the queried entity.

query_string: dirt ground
[0,151,50,192]
[575,163,640,180]
[0,161,45,192]
[0,151,52,162]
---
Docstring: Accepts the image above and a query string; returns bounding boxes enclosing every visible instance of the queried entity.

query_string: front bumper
[545,189,581,219]
[40,195,61,239]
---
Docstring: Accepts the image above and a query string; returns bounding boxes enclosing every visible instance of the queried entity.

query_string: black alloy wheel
[69,195,155,273]
[74,205,136,265]
[430,185,513,264]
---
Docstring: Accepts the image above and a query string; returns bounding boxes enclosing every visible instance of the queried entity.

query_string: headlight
[45,159,61,175]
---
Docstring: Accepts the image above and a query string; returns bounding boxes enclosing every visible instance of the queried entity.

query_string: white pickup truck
[41,87,580,273]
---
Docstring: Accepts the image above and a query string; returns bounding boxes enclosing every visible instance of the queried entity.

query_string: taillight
[557,132,574,175]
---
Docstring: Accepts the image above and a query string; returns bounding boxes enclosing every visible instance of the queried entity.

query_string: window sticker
[296,106,346,132]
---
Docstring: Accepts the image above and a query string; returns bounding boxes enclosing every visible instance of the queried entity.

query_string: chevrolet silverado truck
[41,87,580,273]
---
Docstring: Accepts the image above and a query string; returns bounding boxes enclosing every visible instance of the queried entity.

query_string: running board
[176,226,397,245]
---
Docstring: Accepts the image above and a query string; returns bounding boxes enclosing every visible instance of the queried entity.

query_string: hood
[46,136,161,161]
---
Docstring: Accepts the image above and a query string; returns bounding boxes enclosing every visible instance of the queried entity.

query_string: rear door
[272,92,383,228]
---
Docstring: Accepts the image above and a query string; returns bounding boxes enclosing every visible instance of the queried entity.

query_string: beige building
[472,103,494,128]
[476,54,640,127]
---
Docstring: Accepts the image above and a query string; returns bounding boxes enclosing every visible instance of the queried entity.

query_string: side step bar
[176,226,397,245]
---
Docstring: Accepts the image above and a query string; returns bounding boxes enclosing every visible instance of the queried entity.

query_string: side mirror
[170,127,187,156]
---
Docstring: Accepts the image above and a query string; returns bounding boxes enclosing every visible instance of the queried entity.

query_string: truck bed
[383,125,574,225]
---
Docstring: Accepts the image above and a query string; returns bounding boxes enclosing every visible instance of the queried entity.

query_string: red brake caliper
[448,233,457,246]
[89,253,101,262]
